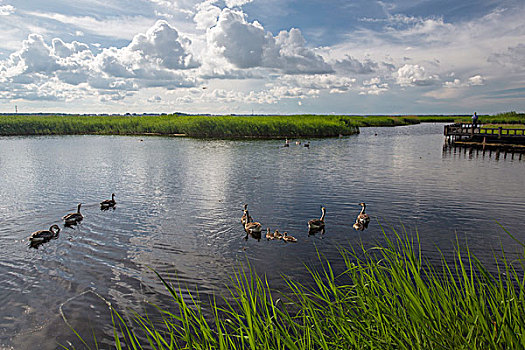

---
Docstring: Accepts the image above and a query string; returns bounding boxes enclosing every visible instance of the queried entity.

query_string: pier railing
[444,123,525,143]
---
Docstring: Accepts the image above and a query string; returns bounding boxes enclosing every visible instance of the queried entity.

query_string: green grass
[70,226,525,349]
[1,112,522,138]
[478,111,525,125]
[0,114,361,138]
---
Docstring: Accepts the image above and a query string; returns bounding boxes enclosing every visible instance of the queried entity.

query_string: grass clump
[78,227,525,349]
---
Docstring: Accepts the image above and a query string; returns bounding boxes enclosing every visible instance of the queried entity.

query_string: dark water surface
[0,123,524,348]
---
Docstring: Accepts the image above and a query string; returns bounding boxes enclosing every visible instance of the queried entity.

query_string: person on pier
[472,112,478,128]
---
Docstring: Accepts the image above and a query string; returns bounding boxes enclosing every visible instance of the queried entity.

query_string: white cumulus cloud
[0,20,200,102]
[203,8,333,75]
[224,0,253,8]
[394,64,439,87]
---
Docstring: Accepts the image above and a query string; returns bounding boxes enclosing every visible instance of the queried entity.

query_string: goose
[308,206,326,232]
[355,202,370,229]
[100,193,116,208]
[63,203,83,225]
[273,230,283,239]
[282,232,297,243]
[241,204,249,226]
[266,228,274,240]
[353,222,364,231]
[244,216,262,234]
[29,225,60,243]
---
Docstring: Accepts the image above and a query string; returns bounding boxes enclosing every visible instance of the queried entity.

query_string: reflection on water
[0,124,524,348]
[443,143,525,161]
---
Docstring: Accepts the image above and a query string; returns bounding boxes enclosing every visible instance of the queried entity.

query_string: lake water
[0,123,524,349]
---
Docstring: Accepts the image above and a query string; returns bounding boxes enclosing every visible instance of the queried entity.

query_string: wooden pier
[444,123,525,148]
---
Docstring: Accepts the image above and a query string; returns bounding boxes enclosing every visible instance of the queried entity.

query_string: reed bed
[75,227,525,349]
[1,113,521,138]
[0,114,361,138]
[0,114,459,138]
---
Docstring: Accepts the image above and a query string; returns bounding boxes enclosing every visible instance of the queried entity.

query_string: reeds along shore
[72,227,525,350]
[4,113,523,138]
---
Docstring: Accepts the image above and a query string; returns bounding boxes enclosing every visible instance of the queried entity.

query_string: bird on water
[241,204,250,226]
[100,193,116,209]
[308,206,326,232]
[354,202,370,231]
[282,232,297,243]
[29,225,61,244]
[244,214,262,234]
[63,203,83,225]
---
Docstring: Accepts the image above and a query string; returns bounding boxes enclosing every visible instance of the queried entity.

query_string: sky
[0,0,524,115]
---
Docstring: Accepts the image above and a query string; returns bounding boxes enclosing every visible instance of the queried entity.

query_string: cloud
[467,75,484,86]
[147,95,162,103]
[488,43,525,69]
[194,1,221,30]
[224,0,253,8]
[1,34,63,77]
[25,11,157,40]
[359,83,389,95]
[0,4,15,15]
[394,64,439,87]
[128,20,199,70]
[334,55,378,74]
[93,21,200,90]
[204,8,333,75]
[277,74,355,93]
[443,74,485,88]
[0,20,200,102]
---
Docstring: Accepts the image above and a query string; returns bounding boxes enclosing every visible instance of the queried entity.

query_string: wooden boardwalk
[444,123,525,145]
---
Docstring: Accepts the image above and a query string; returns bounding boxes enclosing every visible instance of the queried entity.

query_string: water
[0,123,524,348]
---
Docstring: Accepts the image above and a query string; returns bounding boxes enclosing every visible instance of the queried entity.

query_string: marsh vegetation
[86,228,525,350]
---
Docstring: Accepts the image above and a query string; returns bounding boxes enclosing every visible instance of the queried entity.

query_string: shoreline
[0,113,522,138]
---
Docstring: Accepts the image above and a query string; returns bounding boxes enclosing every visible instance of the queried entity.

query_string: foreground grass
[76,227,525,349]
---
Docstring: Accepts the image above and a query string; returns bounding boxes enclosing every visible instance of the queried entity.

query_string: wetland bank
[0,118,524,349]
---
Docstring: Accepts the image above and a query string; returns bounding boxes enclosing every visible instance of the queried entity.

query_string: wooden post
[498,127,502,139]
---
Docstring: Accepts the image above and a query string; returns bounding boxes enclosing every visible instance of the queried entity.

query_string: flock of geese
[241,202,370,242]
[28,193,116,248]
[28,195,370,248]
[284,139,310,148]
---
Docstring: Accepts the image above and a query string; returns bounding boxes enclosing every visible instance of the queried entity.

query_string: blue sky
[0,0,523,114]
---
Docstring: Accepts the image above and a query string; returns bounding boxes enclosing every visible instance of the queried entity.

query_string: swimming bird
[282,232,297,243]
[355,202,370,230]
[63,203,83,225]
[296,140,301,145]
[308,206,326,232]
[304,141,310,148]
[244,216,262,234]
[266,228,274,240]
[273,230,283,239]
[29,225,60,243]
[241,204,249,226]
[353,221,364,231]
[284,138,290,147]
[100,193,116,209]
